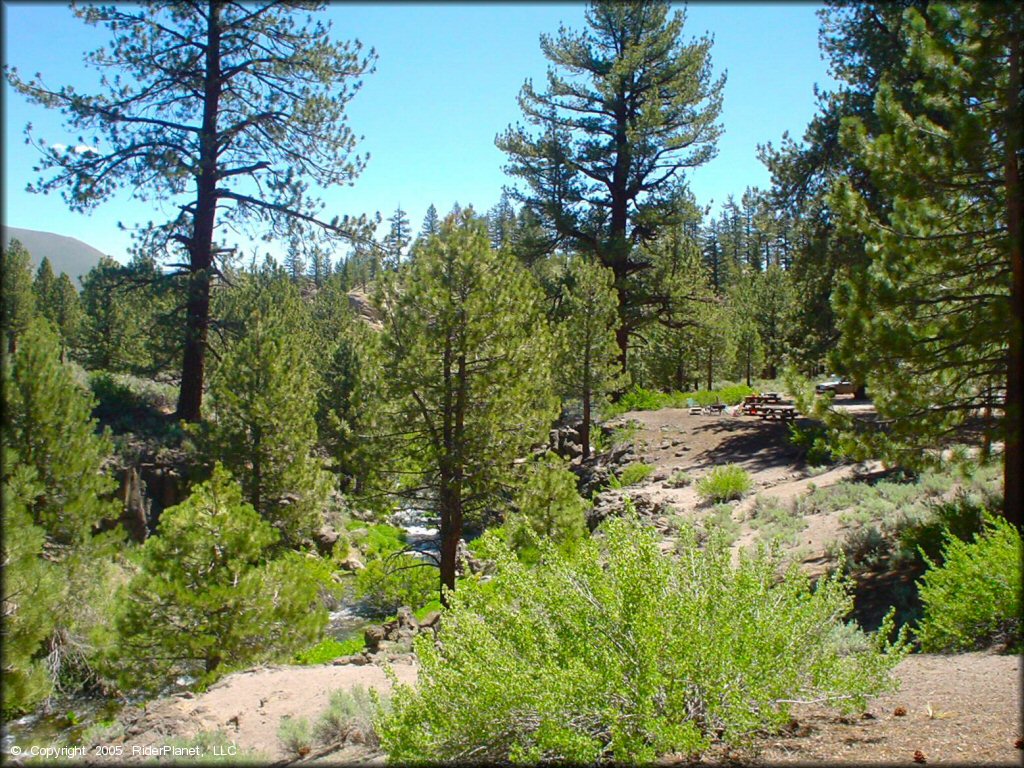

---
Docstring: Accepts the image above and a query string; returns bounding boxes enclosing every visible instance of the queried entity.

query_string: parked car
[815,376,857,396]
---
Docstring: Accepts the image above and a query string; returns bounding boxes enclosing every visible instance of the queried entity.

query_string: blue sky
[2,2,836,263]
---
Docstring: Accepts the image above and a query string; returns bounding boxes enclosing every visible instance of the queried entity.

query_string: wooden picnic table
[741,392,786,415]
[758,404,797,421]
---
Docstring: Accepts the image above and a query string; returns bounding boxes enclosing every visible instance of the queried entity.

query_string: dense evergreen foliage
[111,466,329,691]
[377,210,558,601]
[498,0,724,368]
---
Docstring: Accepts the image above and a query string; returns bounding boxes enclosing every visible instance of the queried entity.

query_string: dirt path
[84,662,417,764]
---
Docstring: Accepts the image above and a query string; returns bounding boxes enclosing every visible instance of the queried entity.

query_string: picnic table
[741,392,785,415]
[704,403,727,415]
[758,404,797,421]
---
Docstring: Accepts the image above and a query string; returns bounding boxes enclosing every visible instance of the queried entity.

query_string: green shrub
[356,523,407,558]
[748,496,806,547]
[294,635,366,665]
[377,517,905,763]
[696,464,752,503]
[278,715,313,756]
[788,422,835,466]
[356,556,438,615]
[916,514,1022,653]
[507,453,589,562]
[666,470,692,488]
[610,462,655,488]
[314,685,384,748]
[700,504,741,547]
[603,385,755,418]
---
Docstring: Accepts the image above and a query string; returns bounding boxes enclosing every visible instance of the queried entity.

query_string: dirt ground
[76,400,1021,766]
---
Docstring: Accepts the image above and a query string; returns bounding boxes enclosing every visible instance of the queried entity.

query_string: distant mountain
[2,226,108,286]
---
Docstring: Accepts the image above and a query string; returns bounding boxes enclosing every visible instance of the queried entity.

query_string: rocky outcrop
[353,605,440,663]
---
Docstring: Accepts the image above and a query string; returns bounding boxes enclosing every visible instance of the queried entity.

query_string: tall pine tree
[377,209,557,603]
[498,1,724,369]
[829,2,1023,527]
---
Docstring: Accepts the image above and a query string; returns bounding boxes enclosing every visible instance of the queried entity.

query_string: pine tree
[306,244,332,288]
[498,1,724,368]
[7,3,376,422]
[78,256,148,372]
[728,275,764,386]
[759,2,928,370]
[507,452,589,560]
[377,209,558,603]
[384,205,412,269]
[0,451,60,715]
[487,191,516,250]
[420,203,441,239]
[32,257,58,322]
[828,2,1023,527]
[1,239,37,354]
[555,258,628,458]
[51,273,82,363]
[283,239,308,284]
[2,319,117,545]
[204,279,330,545]
[752,265,794,380]
[112,466,328,691]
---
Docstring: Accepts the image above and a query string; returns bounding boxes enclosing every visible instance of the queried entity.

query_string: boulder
[418,611,441,629]
[338,552,364,572]
[363,625,386,652]
[396,605,419,631]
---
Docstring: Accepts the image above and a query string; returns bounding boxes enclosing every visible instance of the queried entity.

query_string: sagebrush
[378,517,905,763]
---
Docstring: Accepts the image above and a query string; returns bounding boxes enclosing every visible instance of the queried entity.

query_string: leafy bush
[695,464,752,503]
[916,514,1022,653]
[666,470,692,488]
[604,385,755,418]
[377,517,905,763]
[610,462,655,488]
[356,556,438,615]
[314,685,385,748]
[350,523,407,558]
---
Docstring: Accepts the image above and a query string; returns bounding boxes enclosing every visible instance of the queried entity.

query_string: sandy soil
[75,399,1021,766]
[84,662,416,764]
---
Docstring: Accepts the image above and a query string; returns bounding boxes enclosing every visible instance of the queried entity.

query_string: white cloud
[73,144,99,155]
[50,143,67,153]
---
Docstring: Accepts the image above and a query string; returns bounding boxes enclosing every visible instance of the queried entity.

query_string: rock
[339,552,364,572]
[651,470,668,482]
[418,610,441,629]
[396,606,419,631]
[333,654,369,666]
[315,524,340,548]
[363,625,386,652]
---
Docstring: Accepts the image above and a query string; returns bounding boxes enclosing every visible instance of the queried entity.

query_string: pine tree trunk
[1004,27,1023,530]
[176,1,222,424]
[581,347,591,459]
